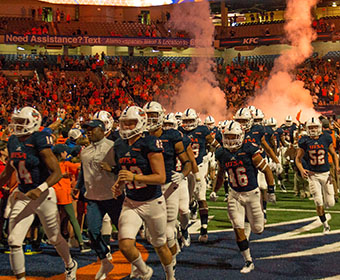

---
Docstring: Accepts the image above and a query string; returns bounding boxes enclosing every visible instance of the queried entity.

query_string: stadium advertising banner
[5,34,195,47]
[39,0,198,7]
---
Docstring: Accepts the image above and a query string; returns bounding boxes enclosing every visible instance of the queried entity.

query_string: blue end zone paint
[1,220,340,279]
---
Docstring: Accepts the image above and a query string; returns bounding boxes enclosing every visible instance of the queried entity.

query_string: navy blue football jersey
[107,129,120,142]
[159,129,183,183]
[215,142,260,192]
[245,124,265,145]
[176,134,191,172]
[281,124,297,144]
[180,125,211,165]
[264,126,274,147]
[274,127,284,148]
[298,133,333,172]
[210,126,222,145]
[8,131,54,193]
[114,134,163,201]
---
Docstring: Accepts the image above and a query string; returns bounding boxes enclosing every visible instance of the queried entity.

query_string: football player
[204,116,222,189]
[213,121,274,273]
[0,107,77,280]
[179,108,221,243]
[234,108,281,222]
[163,113,196,247]
[143,101,192,268]
[113,106,175,280]
[295,117,339,233]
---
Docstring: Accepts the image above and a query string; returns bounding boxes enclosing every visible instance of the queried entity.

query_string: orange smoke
[167,1,227,122]
[250,0,319,125]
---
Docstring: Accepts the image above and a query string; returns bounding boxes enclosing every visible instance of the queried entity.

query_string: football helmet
[68,128,82,141]
[163,113,178,130]
[143,101,164,131]
[204,116,215,130]
[285,115,293,127]
[10,107,42,136]
[182,109,198,131]
[306,117,322,137]
[267,117,277,129]
[220,120,229,132]
[119,106,147,140]
[248,105,256,116]
[253,109,264,125]
[222,121,245,150]
[234,108,253,131]
[93,110,114,135]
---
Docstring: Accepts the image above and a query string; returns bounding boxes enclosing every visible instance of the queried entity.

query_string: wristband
[268,185,275,193]
[37,182,49,193]
[58,117,63,121]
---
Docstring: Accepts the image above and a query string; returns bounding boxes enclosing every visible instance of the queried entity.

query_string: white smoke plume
[250,0,319,124]
[168,1,227,122]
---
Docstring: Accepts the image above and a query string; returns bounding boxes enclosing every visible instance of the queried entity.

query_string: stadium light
[17,46,25,51]
[332,2,337,7]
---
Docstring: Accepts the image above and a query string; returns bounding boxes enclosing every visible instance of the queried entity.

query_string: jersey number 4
[228,167,248,188]
[309,150,325,165]
[17,160,33,184]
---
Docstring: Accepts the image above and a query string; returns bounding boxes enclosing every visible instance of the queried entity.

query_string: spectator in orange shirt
[52,144,91,253]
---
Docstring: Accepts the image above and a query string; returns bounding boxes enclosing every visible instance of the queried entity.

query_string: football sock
[9,246,25,275]
[132,253,148,274]
[237,239,252,262]
[179,212,190,231]
[163,262,175,280]
[53,234,73,268]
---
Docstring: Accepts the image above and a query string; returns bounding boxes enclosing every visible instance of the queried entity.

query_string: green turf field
[206,170,340,233]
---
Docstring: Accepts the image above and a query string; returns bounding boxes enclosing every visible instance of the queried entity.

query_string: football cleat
[140,266,153,280]
[323,226,331,234]
[65,259,78,280]
[240,261,254,274]
[198,234,208,243]
[181,228,191,247]
[130,264,139,279]
[95,259,114,280]
[80,243,91,254]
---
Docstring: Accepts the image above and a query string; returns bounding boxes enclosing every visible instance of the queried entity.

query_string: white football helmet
[222,121,245,150]
[248,105,256,116]
[220,120,230,132]
[175,112,183,126]
[306,117,322,137]
[182,108,198,131]
[234,108,253,131]
[143,101,164,131]
[93,110,114,135]
[68,128,82,141]
[285,115,293,127]
[163,113,178,130]
[10,106,42,136]
[204,116,215,130]
[253,108,264,125]
[267,117,277,129]
[119,106,147,140]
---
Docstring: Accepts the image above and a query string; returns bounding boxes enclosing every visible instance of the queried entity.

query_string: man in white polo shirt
[75,119,124,280]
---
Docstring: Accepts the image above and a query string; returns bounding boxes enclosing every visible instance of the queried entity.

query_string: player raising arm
[0,107,77,280]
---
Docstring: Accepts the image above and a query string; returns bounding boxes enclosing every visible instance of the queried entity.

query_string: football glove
[171,171,185,185]
[209,191,218,202]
